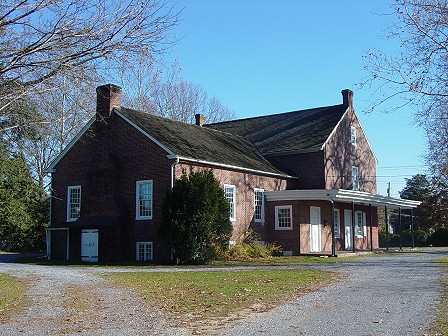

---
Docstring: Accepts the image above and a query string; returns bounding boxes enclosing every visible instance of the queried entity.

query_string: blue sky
[165,0,427,197]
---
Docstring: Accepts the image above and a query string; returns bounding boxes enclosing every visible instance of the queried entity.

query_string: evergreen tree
[399,174,435,231]
[160,170,232,264]
[0,146,48,251]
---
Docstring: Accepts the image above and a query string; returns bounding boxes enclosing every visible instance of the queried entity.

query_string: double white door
[81,229,98,262]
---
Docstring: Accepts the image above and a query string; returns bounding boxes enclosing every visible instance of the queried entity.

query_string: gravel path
[0,261,185,335]
[220,249,447,336]
[0,249,446,335]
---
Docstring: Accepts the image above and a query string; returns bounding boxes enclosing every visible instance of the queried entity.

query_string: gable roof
[117,107,288,176]
[205,104,347,155]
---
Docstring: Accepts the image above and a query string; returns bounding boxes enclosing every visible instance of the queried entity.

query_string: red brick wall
[268,151,325,189]
[51,113,172,262]
[265,200,379,254]
[174,163,292,241]
[324,109,377,193]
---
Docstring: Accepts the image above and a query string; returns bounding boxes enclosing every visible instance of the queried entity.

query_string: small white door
[81,229,98,262]
[310,206,321,252]
[344,210,352,250]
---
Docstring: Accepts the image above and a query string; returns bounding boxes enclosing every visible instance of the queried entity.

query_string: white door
[81,229,98,262]
[310,206,321,252]
[344,210,352,250]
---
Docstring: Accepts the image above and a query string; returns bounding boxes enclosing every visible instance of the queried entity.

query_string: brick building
[46,84,420,262]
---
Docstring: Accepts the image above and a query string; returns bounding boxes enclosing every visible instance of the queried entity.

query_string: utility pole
[387,182,391,197]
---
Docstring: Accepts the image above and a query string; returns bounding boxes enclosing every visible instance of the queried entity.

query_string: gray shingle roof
[205,104,347,154]
[118,107,286,175]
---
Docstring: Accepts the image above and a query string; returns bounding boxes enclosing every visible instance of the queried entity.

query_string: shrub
[402,229,428,247]
[428,228,448,247]
[379,229,429,247]
[225,229,281,261]
[160,170,232,264]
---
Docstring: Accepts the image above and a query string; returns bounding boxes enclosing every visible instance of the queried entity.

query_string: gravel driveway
[0,248,446,336]
[220,249,447,336]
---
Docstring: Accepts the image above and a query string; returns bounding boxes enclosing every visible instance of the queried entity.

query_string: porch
[265,189,421,257]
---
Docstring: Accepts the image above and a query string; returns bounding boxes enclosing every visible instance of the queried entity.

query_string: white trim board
[265,189,421,209]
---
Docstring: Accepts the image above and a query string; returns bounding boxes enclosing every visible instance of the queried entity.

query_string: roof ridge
[117,106,257,145]
[205,103,344,126]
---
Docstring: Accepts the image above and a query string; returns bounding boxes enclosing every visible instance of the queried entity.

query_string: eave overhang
[265,189,421,209]
[167,155,297,179]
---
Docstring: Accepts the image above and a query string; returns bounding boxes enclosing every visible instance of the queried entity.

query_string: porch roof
[264,189,421,210]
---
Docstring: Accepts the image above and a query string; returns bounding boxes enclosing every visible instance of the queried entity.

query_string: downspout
[169,157,179,263]
[170,158,180,190]
[330,199,336,257]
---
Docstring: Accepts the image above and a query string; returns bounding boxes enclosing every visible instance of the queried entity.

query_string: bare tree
[362,0,448,192]
[5,77,96,188]
[120,59,235,123]
[0,0,179,120]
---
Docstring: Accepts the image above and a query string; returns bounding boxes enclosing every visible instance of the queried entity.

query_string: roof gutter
[170,157,180,189]
[265,189,421,209]
[166,155,297,179]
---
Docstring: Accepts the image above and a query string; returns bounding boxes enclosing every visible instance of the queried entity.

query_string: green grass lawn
[0,274,28,322]
[433,256,448,335]
[104,269,335,331]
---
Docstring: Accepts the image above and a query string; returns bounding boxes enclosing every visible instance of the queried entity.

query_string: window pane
[254,190,264,221]
[137,181,152,218]
[68,186,81,220]
[334,209,340,238]
[137,242,153,261]
[277,207,291,228]
[224,185,235,220]
[351,126,356,146]
[352,166,359,191]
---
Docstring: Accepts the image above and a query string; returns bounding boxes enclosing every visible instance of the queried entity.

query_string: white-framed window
[350,126,357,147]
[355,211,367,237]
[334,208,341,238]
[67,185,81,222]
[136,180,153,220]
[136,242,153,261]
[254,188,264,223]
[352,166,359,191]
[275,205,292,230]
[224,184,236,221]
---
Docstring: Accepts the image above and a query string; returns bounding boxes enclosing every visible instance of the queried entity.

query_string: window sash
[254,188,264,222]
[333,208,341,238]
[355,211,366,237]
[351,126,357,147]
[136,242,153,261]
[136,180,153,219]
[224,184,236,221]
[67,186,81,221]
[352,166,359,191]
[275,205,292,230]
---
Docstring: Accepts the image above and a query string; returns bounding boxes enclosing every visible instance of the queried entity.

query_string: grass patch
[208,255,357,266]
[432,256,448,335]
[105,269,335,331]
[0,274,28,322]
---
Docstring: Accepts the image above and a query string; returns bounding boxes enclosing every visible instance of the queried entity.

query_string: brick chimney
[195,114,206,127]
[96,84,122,120]
[341,89,353,109]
